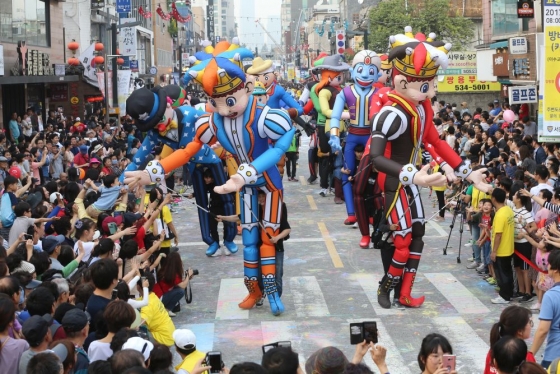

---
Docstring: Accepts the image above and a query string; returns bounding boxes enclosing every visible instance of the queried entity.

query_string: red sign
[517,0,534,18]
[50,84,68,102]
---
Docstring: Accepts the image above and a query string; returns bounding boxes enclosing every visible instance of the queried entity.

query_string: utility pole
[111,22,118,109]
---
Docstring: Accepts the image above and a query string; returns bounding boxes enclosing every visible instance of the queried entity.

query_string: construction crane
[254,19,282,56]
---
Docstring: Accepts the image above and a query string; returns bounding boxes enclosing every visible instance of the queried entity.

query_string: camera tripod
[442,189,467,264]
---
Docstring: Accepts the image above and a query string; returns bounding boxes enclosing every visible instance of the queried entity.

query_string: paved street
[170,135,541,374]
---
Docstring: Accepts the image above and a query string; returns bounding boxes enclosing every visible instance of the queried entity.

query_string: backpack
[0,193,15,227]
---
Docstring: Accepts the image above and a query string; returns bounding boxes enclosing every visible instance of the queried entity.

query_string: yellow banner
[436,75,501,93]
[544,25,560,136]
[287,67,295,81]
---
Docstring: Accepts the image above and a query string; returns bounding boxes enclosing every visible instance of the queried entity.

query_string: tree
[367,0,475,53]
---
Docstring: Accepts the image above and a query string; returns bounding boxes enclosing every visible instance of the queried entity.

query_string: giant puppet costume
[309,55,350,195]
[124,41,294,316]
[124,85,238,257]
[370,27,488,309]
[329,50,381,226]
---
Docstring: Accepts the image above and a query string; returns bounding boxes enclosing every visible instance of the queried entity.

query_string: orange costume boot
[238,278,262,309]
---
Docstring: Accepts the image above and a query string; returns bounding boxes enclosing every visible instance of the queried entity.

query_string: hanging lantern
[94,55,105,65]
[68,57,80,66]
[116,57,125,65]
[67,40,79,52]
[94,42,104,52]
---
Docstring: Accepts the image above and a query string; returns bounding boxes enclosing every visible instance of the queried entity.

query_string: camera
[262,341,291,354]
[186,268,199,276]
[204,352,223,373]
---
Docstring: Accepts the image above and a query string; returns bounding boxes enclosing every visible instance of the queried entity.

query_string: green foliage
[367,0,475,53]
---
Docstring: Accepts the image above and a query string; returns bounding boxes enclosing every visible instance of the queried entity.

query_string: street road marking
[215,278,249,320]
[299,175,308,185]
[261,321,306,372]
[354,273,405,316]
[317,222,344,268]
[183,323,214,352]
[434,316,488,372]
[307,195,318,210]
[178,238,333,247]
[424,273,490,314]
[290,276,330,317]
[427,220,448,237]
[347,318,412,374]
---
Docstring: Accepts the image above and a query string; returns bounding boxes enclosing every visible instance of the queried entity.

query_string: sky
[234,0,282,50]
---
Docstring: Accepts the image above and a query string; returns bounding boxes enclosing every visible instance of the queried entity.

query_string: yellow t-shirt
[140,292,176,346]
[471,187,490,211]
[144,195,174,247]
[492,205,515,257]
[431,165,446,192]
[175,350,206,374]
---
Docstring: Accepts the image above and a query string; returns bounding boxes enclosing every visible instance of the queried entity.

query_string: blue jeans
[542,360,551,369]
[482,241,491,266]
[161,286,184,310]
[471,225,481,263]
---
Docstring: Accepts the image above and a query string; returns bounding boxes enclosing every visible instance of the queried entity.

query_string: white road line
[216,278,250,320]
[434,316,489,373]
[290,276,330,317]
[261,321,306,371]
[347,318,412,374]
[178,238,333,247]
[424,273,490,314]
[354,273,406,316]
[427,220,448,237]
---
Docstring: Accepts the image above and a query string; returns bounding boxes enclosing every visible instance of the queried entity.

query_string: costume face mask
[329,73,346,87]
[208,88,250,119]
[393,74,437,104]
[351,63,380,88]
[255,72,276,89]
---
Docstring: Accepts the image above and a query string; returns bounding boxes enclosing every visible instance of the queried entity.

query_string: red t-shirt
[484,349,535,373]
[153,274,181,298]
[481,214,492,242]
[133,226,146,250]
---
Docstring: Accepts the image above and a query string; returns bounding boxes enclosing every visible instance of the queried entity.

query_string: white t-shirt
[512,207,534,243]
[74,241,95,262]
[530,183,554,218]
[88,341,113,362]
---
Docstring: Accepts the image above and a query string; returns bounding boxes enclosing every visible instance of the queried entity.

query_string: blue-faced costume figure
[124,84,238,256]
[329,51,382,231]
[124,40,294,316]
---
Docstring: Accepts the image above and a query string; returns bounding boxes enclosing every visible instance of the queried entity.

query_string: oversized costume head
[246,57,276,89]
[378,54,392,86]
[350,50,381,88]
[184,40,254,119]
[314,54,350,94]
[388,26,451,103]
[125,85,187,132]
[252,82,268,105]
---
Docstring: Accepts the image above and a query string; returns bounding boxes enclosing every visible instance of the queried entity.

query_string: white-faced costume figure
[328,50,381,233]
[124,40,295,316]
[124,85,238,257]
[371,27,489,309]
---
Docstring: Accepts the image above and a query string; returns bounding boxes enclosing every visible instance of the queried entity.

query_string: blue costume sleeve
[120,130,158,182]
[252,109,295,173]
[279,86,303,115]
[330,91,347,130]
[44,206,61,231]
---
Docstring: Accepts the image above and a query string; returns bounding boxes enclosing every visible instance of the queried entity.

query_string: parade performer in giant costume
[124,41,294,316]
[371,27,488,309]
[329,50,381,226]
[309,55,350,195]
[124,85,238,257]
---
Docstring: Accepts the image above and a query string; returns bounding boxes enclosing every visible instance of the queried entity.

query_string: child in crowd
[85,174,125,219]
[475,199,496,284]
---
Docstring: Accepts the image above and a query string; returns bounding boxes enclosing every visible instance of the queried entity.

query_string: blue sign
[130,59,139,72]
[116,0,131,13]
[122,56,131,69]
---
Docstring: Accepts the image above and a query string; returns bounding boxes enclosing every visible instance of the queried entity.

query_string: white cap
[49,192,63,204]
[122,337,154,362]
[173,329,196,349]
[75,117,81,121]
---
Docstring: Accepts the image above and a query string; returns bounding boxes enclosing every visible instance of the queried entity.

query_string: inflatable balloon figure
[125,40,294,316]
[124,84,238,257]
[370,27,489,309]
[329,50,381,228]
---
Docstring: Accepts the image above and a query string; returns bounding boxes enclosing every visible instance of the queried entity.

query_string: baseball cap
[75,117,81,121]
[49,192,63,204]
[173,329,196,350]
[25,279,42,289]
[79,145,88,154]
[124,212,142,227]
[90,158,101,164]
[13,260,36,274]
[42,235,66,254]
[494,99,500,103]
[22,314,54,347]
[0,156,8,162]
[122,337,154,362]
[49,344,69,362]
[61,308,90,333]
[101,215,123,233]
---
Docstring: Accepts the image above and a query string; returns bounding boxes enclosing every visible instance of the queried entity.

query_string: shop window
[492,0,519,36]
[0,0,49,46]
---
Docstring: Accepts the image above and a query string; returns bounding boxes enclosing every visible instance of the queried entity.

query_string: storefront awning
[489,41,508,49]
[0,75,79,85]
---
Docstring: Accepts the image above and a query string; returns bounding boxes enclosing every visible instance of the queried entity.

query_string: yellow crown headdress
[388,26,451,79]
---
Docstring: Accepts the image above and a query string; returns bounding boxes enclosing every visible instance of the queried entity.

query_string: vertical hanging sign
[206,0,215,46]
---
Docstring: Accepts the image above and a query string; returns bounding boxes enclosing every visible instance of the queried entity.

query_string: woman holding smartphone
[417,333,458,374]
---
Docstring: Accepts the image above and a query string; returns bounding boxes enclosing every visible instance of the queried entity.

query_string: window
[221,0,227,6]
[492,0,519,36]
[0,0,49,46]
[157,48,173,67]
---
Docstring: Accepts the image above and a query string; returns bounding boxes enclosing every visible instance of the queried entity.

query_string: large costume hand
[214,174,245,194]
[440,163,457,183]
[410,164,447,187]
[123,170,153,186]
[466,168,492,193]
[329,136,342,152]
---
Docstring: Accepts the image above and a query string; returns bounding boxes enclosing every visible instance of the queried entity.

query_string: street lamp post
[104,54,123,124]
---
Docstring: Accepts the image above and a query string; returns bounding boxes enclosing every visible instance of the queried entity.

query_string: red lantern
[68,57,80,66]
[116,58,125,65]
[67,40,79,52]
[94,42,104,52]
[94,55,105,65]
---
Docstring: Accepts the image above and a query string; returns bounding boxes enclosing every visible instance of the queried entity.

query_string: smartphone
[442,354,456,371]
[24,234,33,239]
[277,341,291,348]
[206,351,222,373]
[363,321,378,344]
[262,343,276,354]
[111,289,118,300]
[350,323,364,345]
[107,222,118,235]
